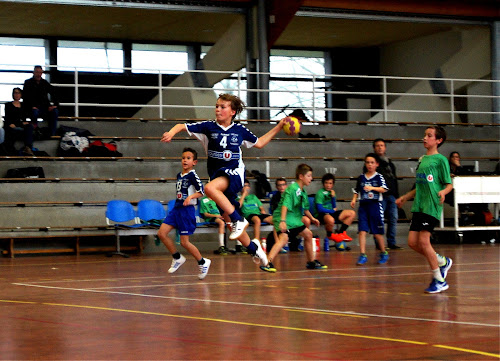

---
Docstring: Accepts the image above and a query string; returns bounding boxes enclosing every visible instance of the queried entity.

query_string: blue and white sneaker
[440,257,453,279]
[425,278,449,293]
[168,254,186,274]
[356,254,368,266]
[198,258,211,280]
[378,251,389,264]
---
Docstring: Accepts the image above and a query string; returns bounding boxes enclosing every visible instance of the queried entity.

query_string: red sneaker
[329,233,344,242]
[340,231,353,242]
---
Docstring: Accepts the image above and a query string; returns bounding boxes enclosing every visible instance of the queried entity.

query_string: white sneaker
[198,258,211,280]
[229,218,249,240]
[168,254,186,273]
[251,239,268,266]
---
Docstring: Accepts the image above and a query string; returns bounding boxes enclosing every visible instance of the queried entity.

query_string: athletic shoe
[356,254,368,266]
[235,244,248,254]
[388,244,404,250]
[279,247,288,254]
[260,262,277,273]
[168,254,186,273]
[198,258,211,280]
[214,246,229,255]
[229,218,249,240]
[425,278,449,293]
[329,233,345,242]
[251,239,268,266]
[378,251,389,264]
[339,231,353,242]
[440,257,453,279]
[306,260,328,269]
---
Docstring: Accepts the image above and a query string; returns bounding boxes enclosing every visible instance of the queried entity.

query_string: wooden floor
[1,243,499,360]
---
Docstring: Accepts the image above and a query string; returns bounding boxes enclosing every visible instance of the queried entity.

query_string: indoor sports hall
[0,0,499,360]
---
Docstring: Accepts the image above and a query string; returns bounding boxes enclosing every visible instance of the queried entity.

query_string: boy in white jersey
[161,94,286,267]
[397,126,453,293]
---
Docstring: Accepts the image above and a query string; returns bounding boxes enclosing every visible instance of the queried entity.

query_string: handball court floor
[0,243,499,360]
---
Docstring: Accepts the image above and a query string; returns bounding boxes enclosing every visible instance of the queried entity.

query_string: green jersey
[272,181,309,230]
[237,193,263,218]
[411,153,452,220]
[314,188,336,217]
[199,196,220,221]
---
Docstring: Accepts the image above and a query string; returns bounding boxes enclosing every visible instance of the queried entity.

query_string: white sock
[433,268,444,282]
[436,253,446,267]
[236,240,243,246]
[219,233,225,247]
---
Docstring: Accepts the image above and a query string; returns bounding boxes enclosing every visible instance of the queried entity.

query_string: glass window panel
[57,41,123,72]
[132,44,188,74]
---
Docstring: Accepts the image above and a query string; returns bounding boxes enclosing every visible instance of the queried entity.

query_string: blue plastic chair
[137,199,166,227]
[105,200,144,257]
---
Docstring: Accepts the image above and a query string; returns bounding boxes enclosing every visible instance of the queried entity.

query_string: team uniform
[272,182,309,239]
[163,169,204,235]
[237,193,270,223]
[314,188,342,223]
[354,172,388,235]
[186,120,258,209]
[199,195,221,223]
[410,154,452,232]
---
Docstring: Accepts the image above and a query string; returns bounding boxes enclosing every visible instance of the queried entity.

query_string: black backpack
[251,170,272,199]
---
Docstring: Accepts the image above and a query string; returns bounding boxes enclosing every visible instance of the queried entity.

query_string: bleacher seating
[0,118,498,256]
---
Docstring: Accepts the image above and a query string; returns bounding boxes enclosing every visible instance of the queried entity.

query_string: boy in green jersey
[199,195,229,255]
[260,164,327,272]
[397,126,453,293]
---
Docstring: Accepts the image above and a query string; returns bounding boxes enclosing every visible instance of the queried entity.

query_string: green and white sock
[433,268,444,282]
[436,253,446,267]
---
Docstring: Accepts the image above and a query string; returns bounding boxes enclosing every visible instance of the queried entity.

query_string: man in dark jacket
[373,138,403,250]
[23,65,59,136]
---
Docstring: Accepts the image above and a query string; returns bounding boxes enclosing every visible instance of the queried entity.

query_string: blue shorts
[163,205,196,235]
[357,201,385,235]
[212,166,245,212]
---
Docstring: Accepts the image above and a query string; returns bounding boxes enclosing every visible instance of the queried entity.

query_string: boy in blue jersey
[161,93,286,267]
[157,148,211,280]
[397,126,453,293]
[351,153,389,265]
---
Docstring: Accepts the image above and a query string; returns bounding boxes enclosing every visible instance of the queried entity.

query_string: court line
[70,268,500,290]
[12,282,499,328]
[28,301,500,359]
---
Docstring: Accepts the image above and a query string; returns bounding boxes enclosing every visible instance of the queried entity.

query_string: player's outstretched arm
[161,124,187,143]
[254,118,285,149]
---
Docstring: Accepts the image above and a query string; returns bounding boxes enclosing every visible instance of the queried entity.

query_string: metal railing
[1,65,499,124]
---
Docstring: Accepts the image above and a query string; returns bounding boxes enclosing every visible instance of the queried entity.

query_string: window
[270,50,326,122]
[132,44,188,74]
[0,37,46,109]
[58,41,123,72]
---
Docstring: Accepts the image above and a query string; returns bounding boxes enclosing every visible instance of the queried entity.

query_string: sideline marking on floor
[286,309,368,318]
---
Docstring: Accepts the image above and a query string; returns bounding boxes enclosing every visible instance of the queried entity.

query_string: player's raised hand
[161,131,173,143]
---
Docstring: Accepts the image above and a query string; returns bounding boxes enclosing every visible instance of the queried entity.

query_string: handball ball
[283,116,301,136]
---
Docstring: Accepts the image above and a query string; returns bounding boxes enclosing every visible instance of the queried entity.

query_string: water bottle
[261,238,267,253]
[324,237,330,252]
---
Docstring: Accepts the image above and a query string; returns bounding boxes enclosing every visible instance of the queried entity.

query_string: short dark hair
[365,152,380,163]
[427,125,447,147]
[275,177,287,187]
[372,138,385,148]
[12,87,22,97]
[321,173,335,185]
[182,147,198,160]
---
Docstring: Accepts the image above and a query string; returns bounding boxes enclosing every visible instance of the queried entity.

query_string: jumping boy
[157,147,211,280]
[260,164,327,272]
[161,93,285,267]
[351,153,390,265]
[396,125,453,293]
[315,173,356,251]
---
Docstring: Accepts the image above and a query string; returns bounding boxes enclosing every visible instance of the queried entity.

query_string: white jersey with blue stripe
[186,120,258,179]
[175,169,204,207]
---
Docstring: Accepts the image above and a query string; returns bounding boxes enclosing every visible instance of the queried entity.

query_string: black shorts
[409,212,439,232]
[245,213,271,223]
[278,225,306,239]
[318,211,342,224]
